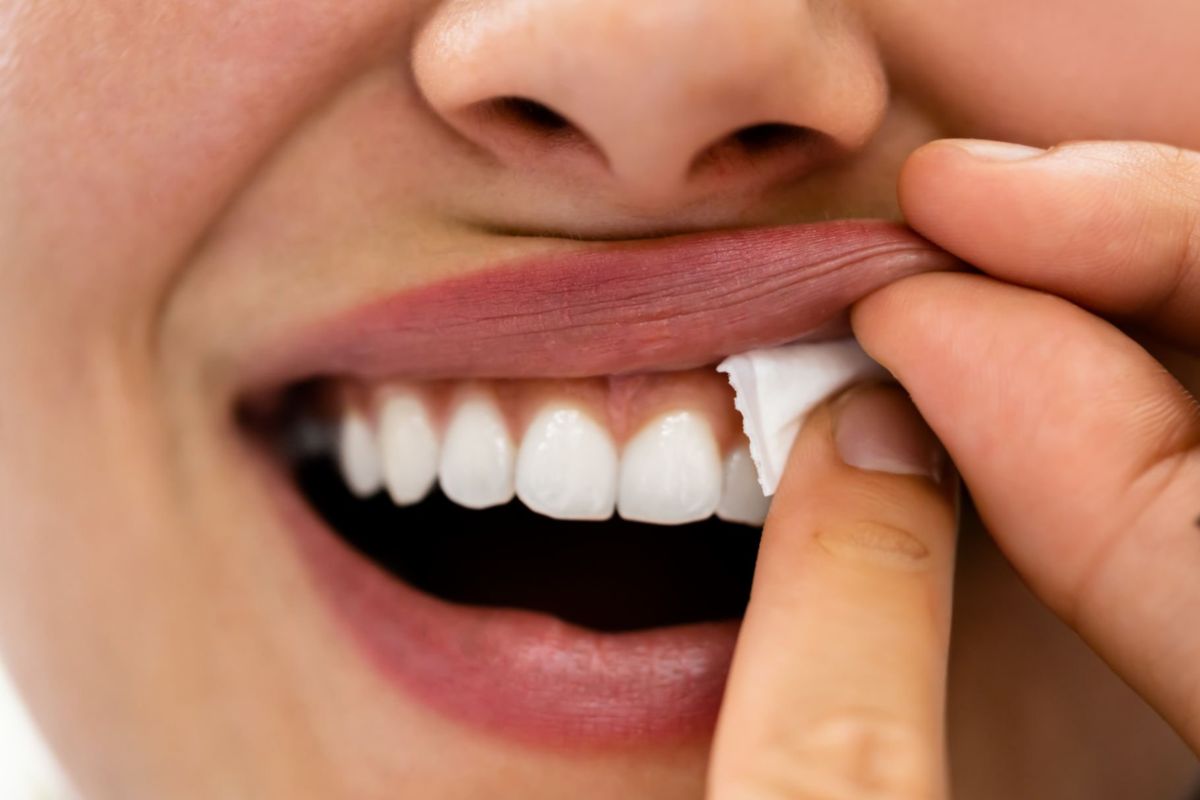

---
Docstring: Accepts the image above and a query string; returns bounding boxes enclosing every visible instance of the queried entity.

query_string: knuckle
[1131,388,1200,479]
[737,710,933,799]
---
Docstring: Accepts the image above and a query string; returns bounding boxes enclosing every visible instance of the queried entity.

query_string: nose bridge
[413,0,886,205]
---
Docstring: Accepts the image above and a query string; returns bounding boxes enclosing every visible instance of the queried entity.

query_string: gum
[336,368,749,453]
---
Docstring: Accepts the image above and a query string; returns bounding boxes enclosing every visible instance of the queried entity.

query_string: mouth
[237,219,958,748]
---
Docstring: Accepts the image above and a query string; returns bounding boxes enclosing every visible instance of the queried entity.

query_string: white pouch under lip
[717,339,887,496]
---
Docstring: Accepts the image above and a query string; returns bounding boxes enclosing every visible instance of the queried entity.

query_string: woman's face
[2,1,1199,797]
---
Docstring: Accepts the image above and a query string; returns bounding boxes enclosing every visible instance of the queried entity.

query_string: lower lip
[261,454,740,749]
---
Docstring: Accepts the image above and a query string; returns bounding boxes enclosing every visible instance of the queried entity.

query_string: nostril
[492,97,573,134]
[461,96,607,169]
[690,122,819,179]
[732,123,811,155]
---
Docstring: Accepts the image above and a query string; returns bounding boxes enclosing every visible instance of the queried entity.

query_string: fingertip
[848,275,901,343]
[850,272,968,368]
[897,139,1048,250]
[895,139,985,219]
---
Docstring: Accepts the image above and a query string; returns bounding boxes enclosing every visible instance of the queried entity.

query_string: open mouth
[244,369,762,746]
[284,370,766,634]
[297,457,762,632]
[237,219,958,748]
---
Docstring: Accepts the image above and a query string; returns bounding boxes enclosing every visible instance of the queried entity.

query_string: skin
[0,1,1198,798]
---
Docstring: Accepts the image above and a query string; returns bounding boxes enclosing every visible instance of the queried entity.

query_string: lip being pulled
[245,218,960,389]
[249,218,959,749]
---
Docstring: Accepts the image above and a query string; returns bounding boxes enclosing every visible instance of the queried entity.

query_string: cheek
[865,0,1200,147]
[0,0,422,340]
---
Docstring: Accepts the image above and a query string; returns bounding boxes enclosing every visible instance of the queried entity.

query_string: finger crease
[814,521,932,571]
[1069,442,1200,630]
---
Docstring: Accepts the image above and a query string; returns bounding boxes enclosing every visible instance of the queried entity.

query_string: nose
[413,0,887,209]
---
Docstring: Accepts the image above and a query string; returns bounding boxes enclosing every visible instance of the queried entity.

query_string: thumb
[708,383,958,800]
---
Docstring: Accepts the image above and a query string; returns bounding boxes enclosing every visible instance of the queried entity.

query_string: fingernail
[948,139,1046,162]
[833,384,945,482]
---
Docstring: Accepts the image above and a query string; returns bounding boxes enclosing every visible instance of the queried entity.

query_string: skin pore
[2,1,1199,798]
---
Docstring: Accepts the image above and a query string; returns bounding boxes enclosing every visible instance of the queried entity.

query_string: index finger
[898,139,1200,348]
[707,384,958,800]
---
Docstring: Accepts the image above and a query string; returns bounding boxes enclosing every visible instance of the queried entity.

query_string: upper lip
[242,219,960,391]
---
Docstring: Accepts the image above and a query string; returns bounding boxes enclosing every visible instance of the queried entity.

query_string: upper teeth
[379,388,440,505]
[716,446,771,526]
[439,390,517,510]
[516,405,619,521]
[617,411,723,525]
[329,384,769,526]
[336,407,385,499]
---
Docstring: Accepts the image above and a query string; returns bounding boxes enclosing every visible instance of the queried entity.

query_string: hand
[705,138,1200,798]
[853,139,1200,753]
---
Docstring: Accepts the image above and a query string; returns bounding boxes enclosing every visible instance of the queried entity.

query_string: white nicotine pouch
[717,339,888,496]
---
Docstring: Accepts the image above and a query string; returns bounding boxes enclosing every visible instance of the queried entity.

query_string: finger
[898,138,1200,347]
[708,384,958,800]
[853,272,1200,750]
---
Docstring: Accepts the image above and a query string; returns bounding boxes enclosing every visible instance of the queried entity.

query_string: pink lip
[247,219,959,388]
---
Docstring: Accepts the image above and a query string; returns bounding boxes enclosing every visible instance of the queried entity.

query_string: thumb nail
[833,384,946,483]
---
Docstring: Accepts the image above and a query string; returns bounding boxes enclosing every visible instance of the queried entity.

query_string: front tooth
[337,409,383,498]
[439,393,515,509]
[618,411,722,525]
[716,445,771,526]
[515,405,617,520]
[378,389,439,505]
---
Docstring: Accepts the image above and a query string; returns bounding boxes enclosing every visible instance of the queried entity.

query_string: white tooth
[617,411,722,525]
[337,409,383,498]
[515,405,617,520]
[379,389,439,505]
[439,393,515,509]
[716,446,771,526]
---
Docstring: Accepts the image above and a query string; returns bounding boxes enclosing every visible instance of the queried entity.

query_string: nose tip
[413,0,886,209]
